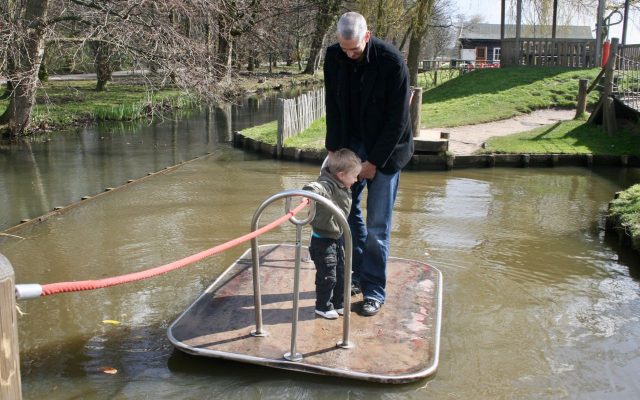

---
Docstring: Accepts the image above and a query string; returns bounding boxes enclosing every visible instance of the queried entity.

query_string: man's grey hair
[336,12,368,41]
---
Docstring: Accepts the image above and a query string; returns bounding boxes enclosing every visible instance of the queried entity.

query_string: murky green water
[0,96,278,231]
[2,149,639,398]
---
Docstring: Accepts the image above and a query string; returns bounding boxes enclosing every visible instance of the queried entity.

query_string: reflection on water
[1,154,640,399]
[0,94,284,231]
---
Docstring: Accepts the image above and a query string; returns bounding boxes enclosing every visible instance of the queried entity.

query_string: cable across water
[15,199,309,299]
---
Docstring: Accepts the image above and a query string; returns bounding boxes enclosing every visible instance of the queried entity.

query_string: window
[493,47,501,62]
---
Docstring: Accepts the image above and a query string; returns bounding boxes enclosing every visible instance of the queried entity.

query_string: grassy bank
[242,117,326,149]
[422,67,601,127]
[0,80,194,131]
[242,66,613,155]
[482,117,640,156]
[0,66,323,134]
[608,185,640,252]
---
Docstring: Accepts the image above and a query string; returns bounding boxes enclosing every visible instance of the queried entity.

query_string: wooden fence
[277,88,325,157]
[618,44,640,62]
[501,38,596,68]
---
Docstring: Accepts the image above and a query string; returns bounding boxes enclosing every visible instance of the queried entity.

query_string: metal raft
[168,190,443,383]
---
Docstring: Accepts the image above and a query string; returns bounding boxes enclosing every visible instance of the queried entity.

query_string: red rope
[40,199,309,296]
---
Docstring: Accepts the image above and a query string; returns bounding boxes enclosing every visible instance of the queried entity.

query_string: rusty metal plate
[168,244,442,383]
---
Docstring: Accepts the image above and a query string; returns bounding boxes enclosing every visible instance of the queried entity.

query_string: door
[476,47,487,64]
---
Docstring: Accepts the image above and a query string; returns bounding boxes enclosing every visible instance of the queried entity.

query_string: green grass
[230,66,639,157]
[0,80,194,129]
[242,120,278,144]
[482,117,640,156]
[608,184,640,251]
[422,67,601,127]
[241,116,326,149]
[284,116,326,148]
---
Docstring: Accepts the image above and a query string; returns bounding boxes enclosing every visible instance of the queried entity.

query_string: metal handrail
[249,189,353,361]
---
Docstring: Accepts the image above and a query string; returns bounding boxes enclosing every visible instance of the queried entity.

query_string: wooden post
[276,98,285,158]
[595,0,606,66]
[602,38,619,136]
[0,253,22,400]
[410,87,422,138]
[575,79,588,118]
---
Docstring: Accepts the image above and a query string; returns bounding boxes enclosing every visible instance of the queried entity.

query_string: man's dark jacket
[323,36,414,174]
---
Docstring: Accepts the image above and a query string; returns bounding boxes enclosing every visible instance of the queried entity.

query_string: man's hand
[359,161,376,180]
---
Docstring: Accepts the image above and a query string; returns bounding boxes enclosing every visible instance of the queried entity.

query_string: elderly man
[323,11,414,316]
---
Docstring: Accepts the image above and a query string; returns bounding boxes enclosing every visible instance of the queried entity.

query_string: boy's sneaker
[335,308,344,316]
[315,309,339,319]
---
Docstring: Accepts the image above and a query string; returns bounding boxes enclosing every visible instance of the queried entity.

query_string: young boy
[303,148,361,319]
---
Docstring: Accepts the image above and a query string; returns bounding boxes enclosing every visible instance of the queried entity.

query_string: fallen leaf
[99,367,118,375]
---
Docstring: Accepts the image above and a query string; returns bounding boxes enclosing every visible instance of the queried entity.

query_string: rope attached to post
[15,199,309,300]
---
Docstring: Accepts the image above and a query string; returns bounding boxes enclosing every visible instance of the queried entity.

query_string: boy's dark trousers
[309,236,345,312]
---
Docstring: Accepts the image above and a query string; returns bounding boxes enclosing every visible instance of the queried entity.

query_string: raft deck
[168,244,442,383]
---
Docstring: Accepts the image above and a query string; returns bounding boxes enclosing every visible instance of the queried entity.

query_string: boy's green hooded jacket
[302,166,352,239]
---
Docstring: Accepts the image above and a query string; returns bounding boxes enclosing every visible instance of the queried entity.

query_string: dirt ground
[416,109,577,155]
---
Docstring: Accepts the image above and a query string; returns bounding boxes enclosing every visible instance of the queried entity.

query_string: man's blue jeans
[349,169,400,304]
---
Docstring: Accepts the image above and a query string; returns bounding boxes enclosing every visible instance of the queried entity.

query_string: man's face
[338,31,371,61]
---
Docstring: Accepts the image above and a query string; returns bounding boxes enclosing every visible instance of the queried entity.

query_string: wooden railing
[501,38,596,68]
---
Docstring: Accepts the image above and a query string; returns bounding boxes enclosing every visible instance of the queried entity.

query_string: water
[0,95,278,231]
[1,107,640,398]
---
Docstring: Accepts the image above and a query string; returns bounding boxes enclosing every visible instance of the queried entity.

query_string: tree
[90,41,115,91]
[0,1,240,137]
[0,0,50,134]
[303,0,342,75]
[406,0,436,86]
[356,0,408,42]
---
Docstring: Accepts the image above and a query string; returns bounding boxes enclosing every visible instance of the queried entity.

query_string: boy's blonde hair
[327,148,361,174]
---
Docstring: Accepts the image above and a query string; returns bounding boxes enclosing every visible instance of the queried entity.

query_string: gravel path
[416,109,577,155]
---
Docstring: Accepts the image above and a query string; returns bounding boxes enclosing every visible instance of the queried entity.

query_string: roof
[459,23,594,40]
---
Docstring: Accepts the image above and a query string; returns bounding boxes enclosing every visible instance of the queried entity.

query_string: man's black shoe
[350,283,361,296]
[361,298,382,316]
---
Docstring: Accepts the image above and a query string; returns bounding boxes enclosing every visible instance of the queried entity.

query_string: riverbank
[0,68,322,136]
[232,127,640,170]
[607,185,640,254]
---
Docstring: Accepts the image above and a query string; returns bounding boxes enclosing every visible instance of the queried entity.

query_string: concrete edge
[233,131,640,170]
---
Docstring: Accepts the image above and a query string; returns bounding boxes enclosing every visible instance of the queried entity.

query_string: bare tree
[1,0,245,137]
[303,0,342,75]
[407,0,436,86]
[89,41,115,91]
[423,1,455,61]
[0,0,51,134]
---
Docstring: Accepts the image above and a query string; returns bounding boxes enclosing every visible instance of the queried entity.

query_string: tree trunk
[38,46,49,83]
[296,37,303,71]
[91,41,114,92]
[205,16,213,75]
[303,0,341,75]
[1,0,50,136]
[215,15,233,81]
[0,81,13,101]
[406,0,434,87]
[407,32,422,87]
